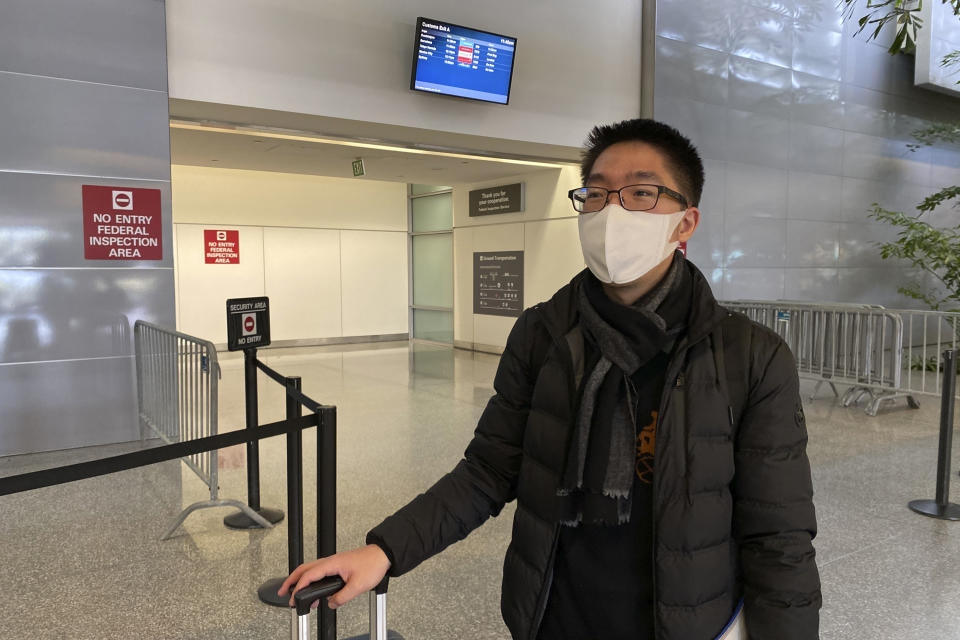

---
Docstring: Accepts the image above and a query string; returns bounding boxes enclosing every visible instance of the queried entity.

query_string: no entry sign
[204,229,239,264]
[82,185,162,260]
[226,297,270,351]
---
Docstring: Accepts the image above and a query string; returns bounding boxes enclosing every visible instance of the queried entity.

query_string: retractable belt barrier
[0,359,376,640]
[5,302,403,639]
[0,413,318,497]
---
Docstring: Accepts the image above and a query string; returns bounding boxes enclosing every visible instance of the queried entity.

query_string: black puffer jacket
[369,261,821,639]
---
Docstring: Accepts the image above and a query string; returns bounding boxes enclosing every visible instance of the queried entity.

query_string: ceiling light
[170,121,571,169]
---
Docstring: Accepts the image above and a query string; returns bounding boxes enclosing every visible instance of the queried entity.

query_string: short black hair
[580,119,705,207]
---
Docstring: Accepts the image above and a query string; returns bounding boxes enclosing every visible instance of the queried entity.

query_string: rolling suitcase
[293,575,404,640]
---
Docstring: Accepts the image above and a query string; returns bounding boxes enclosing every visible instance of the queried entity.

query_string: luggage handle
[293,575,391,640]
[293,575,346,615]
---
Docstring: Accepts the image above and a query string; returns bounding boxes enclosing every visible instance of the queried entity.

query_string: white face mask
[578,204,687,284]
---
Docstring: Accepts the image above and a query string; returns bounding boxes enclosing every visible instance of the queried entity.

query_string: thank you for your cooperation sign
[468,182,524,216]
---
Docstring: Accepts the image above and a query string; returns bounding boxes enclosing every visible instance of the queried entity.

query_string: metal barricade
[721,301,958,416]
[900,310,960,398]
[134,320,271,538]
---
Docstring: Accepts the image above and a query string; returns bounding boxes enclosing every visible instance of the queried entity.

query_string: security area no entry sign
[226,297,271,351]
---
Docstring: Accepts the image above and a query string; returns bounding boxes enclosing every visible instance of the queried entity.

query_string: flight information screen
[410,18,517,105]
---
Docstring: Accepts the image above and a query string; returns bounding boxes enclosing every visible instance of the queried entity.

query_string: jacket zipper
[529,524,561,640]
[529,323,578,640]
[651,320,724,639]
[651,346,693,640]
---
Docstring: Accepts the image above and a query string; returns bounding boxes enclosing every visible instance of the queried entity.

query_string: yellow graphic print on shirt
[636,410,657,485]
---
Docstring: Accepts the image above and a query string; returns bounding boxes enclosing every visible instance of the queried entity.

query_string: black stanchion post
[288,377,305,570]
[318,405,338,640]
[910,350,960,520]
[246,348,260,511]
[225,347,284,529]
[258,376,305,606]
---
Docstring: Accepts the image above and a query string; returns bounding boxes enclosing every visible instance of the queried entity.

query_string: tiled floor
[1,340,958,639]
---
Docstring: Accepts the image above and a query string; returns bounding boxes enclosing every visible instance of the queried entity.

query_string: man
[280,119,821,639]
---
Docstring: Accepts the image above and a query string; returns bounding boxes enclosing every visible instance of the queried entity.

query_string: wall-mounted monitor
[410,17,517,105]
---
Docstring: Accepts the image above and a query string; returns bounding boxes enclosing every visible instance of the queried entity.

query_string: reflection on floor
[1,340,958,639]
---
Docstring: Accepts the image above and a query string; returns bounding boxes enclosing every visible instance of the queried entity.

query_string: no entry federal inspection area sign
[205,229,240,264]
[82,185,162,260]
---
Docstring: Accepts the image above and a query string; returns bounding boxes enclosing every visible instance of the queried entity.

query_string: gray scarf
[558,256,683,526]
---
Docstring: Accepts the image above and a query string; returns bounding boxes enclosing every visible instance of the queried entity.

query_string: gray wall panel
[0,173,173,269]
[656,38,729,106]
[726,162,787,218]
[790,71,843,128]
[0,1,171,456]
[787,171,842,220]
[796,0,845,32]
[729,57,792,116]
[785,220,840,267]
[838,222,898,268]
[0,357,138,456]
[0,71,170,180]
[724,268,785,299]
[840,177,930,222]
[0,269,174,365]
[792,29,842,81]
[842,131,932,185]
[789,121,844,174]
[731,7,793,69]
[724,217,787,267]
[655,0,960,305]
[0,0,168,91]
[726,109,790,168]
[784,267,839,300]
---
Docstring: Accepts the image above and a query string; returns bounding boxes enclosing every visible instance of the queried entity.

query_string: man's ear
[674,207,700,242]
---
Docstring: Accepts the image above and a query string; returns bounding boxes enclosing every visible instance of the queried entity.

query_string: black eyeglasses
[567,184,689,214]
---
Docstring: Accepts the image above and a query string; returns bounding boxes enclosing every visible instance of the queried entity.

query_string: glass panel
[413,308,453,343]
[410,184,451,196]
[411,192,453,232]
[412,233,453,308]
[411,341,455,377]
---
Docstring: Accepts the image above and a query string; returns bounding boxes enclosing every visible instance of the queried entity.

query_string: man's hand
[278,545,391,610]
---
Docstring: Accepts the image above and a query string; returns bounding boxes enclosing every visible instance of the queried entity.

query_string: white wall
[165,0,641,149]
[171,165,407,230]
[171,166,408,344]
[453,167,584,350]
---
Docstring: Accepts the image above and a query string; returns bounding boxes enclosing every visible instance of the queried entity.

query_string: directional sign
[473,251,523,317]
[226,297,270,351]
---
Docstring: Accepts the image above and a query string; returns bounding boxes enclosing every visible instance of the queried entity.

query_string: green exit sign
[351,158,365,177]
